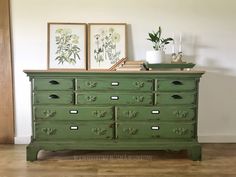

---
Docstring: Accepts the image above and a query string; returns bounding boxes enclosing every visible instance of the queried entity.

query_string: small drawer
[156,79,196,91]
[34,121,114,140]
[117,122,195,139]
[34,78,74,90]
[77,93,153,105]
[116,106,195,121]
[156,93,196,105]
[33,91,74,104]
[77,78,153,91]
[34,106,113,120]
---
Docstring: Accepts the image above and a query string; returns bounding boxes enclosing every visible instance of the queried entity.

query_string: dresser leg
[187,146,202,161]
[26,145,40,162]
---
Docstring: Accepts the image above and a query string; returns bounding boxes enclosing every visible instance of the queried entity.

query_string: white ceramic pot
[146,50,165,64]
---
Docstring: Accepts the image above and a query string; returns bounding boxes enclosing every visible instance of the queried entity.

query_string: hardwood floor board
[0,144,236,177]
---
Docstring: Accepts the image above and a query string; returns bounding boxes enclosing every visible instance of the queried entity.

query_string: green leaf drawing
[55,28,80,65]
[94,28,121,66]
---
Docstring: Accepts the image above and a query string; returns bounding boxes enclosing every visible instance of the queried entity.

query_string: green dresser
[25,70,204,161]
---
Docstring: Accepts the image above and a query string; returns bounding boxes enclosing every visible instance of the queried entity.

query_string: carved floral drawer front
[117,122,195,139]
[77,93,153,105]
[35,121,114,140]
[77,78,153,91]
[34,106,113,121]
[156,92,196,105]
[116,106,195,121]
[156,79,196,91]
[33,91,74,105]
[33,78,74,91]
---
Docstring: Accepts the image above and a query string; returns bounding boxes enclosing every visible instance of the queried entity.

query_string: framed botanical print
[88,23,127,70]
[47,23,87,70]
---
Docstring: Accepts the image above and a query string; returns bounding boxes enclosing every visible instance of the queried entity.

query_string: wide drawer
[77,93,153,105]
[34,78,74,90]
[35,121,114,140]
[34,106,113,120]
[77,78,153,91]
[116,106,195,121]
[156,93,196,105]
[117,122,195,139]
[156,79,196,91]
[34,91,74,104]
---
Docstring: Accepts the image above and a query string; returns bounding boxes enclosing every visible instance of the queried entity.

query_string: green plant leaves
[147,26,173,51]
[158,26,161,39]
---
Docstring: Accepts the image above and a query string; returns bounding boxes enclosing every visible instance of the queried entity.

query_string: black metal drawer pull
[69,110,78,114]
[172,81,183,85]
[49,80,59,85]
[151,126,160,130]
[111,96,119,100]
[172,95,183,99]
[111,82,119,86]
[70,126,79,130]
[48,94,60,99]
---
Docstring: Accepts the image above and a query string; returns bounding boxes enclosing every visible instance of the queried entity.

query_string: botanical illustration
[55,28,80,65]
[93,28,121,66]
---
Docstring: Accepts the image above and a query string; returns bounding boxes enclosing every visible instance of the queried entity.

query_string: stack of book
[115,60,146,71]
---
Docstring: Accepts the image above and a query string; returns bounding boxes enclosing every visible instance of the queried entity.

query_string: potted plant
[146,26,173,63]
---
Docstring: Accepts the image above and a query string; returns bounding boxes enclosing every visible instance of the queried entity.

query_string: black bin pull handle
[49,80,60,85]
[172,81,183,85]
[49,94,60,99]
[171,95,183,99]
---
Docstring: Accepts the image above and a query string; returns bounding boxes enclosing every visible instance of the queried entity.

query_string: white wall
[11,0,236,144]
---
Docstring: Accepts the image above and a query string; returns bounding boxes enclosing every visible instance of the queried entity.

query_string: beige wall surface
[11,0,236,143]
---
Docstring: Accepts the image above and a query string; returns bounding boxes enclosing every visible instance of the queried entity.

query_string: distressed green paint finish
[34,78,74,90]
[156,79,196,91]
[117,122,194,139]
[26,140,202,161]
[34,91,74,105]
[77,93,153,105]
[34,106,113,121]
[78,78,153,91]
[116,106,195,121]
[156,92,196,105]
[24,70,204,161]
[35,121,114,140]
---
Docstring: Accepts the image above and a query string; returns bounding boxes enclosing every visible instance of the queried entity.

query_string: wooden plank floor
[0,144,236,177]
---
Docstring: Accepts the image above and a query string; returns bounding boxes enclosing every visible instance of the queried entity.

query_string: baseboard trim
[14,136,31,144]
[14,135,236,144]
[198,135,236,143]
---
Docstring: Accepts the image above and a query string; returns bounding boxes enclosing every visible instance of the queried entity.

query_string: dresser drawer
[117,122,194,139]
[77,78,153,91]
[156,79,196,91]
[34,106,113,120]
[116,106,195,121]
[77,93,153,105]
[34,78,74,90]
[33,91,74,104]
[35,121,114,140]
[156,93,196,105]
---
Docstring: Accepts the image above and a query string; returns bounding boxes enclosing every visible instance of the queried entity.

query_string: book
[115,60,146,71]
[116,67,143,71]
[109,58,128,71]
[125,61,144,65]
